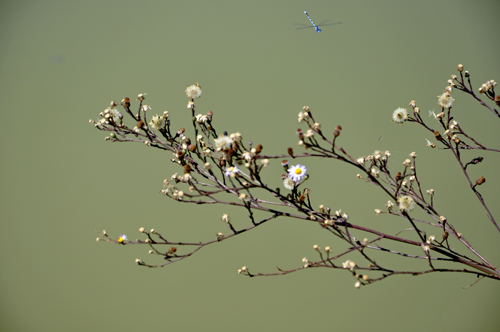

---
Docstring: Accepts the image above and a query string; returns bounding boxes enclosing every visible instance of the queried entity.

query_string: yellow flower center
[295,168,302,175]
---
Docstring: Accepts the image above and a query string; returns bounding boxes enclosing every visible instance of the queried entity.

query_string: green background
[1,0,499,331]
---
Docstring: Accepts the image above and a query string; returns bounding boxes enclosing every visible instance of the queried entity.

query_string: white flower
[185,83,202,99]
[214,135,232,151]
[392,108,408,124]
[287,164,307,182]
[224,165,239,177]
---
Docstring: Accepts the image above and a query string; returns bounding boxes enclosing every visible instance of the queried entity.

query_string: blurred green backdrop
[1,0,499,331]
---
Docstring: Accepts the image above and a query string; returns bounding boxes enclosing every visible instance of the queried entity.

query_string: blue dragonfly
[295,11,342,33]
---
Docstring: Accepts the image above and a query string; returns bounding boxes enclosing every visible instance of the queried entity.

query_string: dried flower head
[392,108,408,124]
[283,176,295,190]
[221,213,231,223]
[437,92,454,108]
[397,195,415,212]
[342,260,356,271]
[214,135,232,151]
[149,114,164,130]
[185,83,202,99]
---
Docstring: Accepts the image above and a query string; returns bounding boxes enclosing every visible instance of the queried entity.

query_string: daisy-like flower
[437,92,454,108]
[117,234,127,243]
[185,83,202,99]
[392,108,408,124]
[283,176,295,190]
[149,114,164,130]
[287,164,307,182]
[224,165,239,177]
[397,195,415,212]
[214,135,232,151]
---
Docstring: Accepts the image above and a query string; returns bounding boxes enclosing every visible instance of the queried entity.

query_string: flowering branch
[92,66,500,288]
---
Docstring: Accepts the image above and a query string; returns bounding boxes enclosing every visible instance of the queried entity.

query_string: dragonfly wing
[317,22,342,27]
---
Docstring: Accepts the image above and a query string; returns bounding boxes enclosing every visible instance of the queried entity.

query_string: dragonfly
[295,11,342,33]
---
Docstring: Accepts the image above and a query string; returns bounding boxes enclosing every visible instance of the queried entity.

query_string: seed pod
[434,131,442,141]
[395,172,402,182]
[122,97,130,108]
